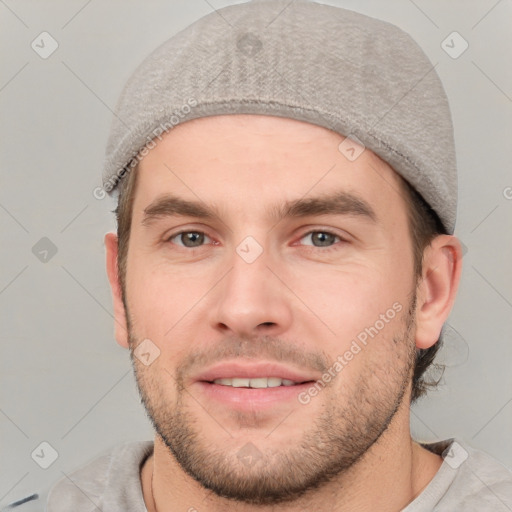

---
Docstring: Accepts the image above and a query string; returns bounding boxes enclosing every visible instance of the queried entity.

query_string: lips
[191,361,320,411]
[193,361,319,386]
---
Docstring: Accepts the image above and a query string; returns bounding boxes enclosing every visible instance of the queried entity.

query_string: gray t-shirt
[37,438,511,511]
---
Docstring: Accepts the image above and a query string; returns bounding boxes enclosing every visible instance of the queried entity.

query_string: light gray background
[1,0,511,509]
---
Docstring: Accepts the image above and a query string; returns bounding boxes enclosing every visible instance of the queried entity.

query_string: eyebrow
[141,190,377,227]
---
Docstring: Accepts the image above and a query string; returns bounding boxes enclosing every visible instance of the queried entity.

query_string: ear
[414,235,463,349]
[105,232,129,348]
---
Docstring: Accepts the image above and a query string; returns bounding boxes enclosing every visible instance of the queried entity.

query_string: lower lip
[194,381,314,410]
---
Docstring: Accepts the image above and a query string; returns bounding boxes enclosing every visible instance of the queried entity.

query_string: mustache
[181,335,328,373]
[130,332,330,380]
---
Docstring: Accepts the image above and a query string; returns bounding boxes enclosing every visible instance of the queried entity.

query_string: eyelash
[165,229,347,252]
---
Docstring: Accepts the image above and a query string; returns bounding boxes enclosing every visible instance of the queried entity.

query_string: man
[45,0,512,510]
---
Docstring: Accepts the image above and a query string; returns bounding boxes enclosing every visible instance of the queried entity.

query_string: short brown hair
[398,177,447,402]
[113,162,446,403]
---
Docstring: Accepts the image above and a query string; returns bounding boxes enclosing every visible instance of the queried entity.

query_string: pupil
[183,232,203,247]
[314,232,334,246]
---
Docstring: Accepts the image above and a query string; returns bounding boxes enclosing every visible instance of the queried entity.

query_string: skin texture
[105,114,462,511]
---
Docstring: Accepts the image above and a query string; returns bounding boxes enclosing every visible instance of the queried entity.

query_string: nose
[209,241,293,338]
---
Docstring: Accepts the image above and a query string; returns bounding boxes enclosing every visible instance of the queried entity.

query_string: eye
[167,230,212,248]
[298,230,345,248]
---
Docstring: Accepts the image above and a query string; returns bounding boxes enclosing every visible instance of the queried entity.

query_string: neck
[140,407,442,512]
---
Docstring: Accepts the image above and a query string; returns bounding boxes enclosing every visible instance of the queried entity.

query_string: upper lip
[193,361,320,384]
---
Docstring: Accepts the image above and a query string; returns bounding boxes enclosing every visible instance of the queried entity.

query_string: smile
[212,377,299,388]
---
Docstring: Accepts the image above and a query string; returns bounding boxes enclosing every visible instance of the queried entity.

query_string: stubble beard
[129,297,417,506]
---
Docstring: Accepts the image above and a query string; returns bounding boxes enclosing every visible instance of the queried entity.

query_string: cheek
[289,258,408,338]
[288,262,413,388]
[126,258,216,339]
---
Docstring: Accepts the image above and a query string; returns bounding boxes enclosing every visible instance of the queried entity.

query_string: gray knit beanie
[102,0,457,234]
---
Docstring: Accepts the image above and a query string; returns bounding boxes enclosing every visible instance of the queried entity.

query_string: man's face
[119,114,419,504]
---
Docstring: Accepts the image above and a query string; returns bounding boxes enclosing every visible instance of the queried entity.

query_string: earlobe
[104,232,130,348]
[414,235,463,350]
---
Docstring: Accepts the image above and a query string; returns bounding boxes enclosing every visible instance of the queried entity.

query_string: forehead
[132,114,408,225]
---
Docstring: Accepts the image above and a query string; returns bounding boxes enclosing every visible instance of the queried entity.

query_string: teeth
[267,377,282,388]
[249,377,270,388]
[232,378,250,387]
[212,377,298,388]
